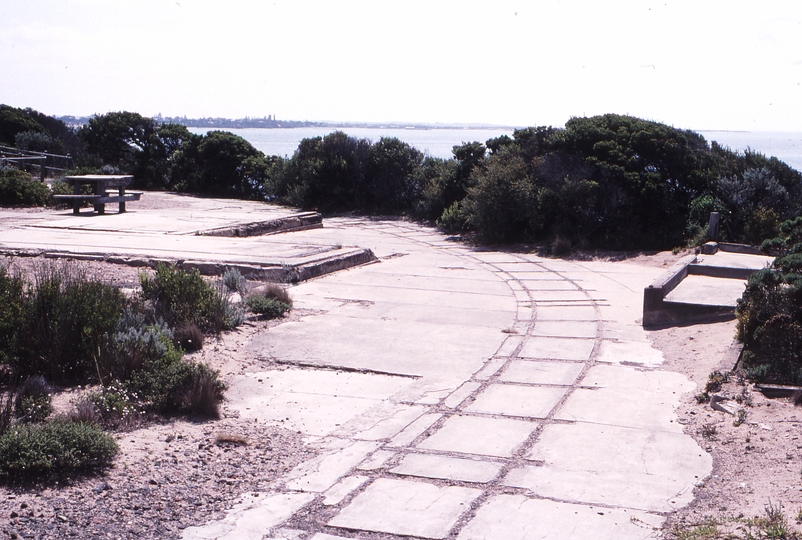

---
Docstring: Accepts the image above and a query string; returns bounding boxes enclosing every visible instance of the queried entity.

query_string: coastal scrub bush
[737,264,802,384]
[14,376,53,424]
[127,351,226,417]
[173,323,204,352]
[0,264,25,368]
[0,167,51,206]
[0,419,117,479]
[17,264,125,384]
[222,267,246,295]
[140,264,216,329]
[245,283,292,319]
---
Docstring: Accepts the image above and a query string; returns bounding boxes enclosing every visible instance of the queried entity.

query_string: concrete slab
[596,339,664,366]
[465,384,566,419]
[328,478,481,539]
[499,360,584,385]
[284,440,378,492]
[529,289,589,301]
[356,450,395,471]
[226,370,411,437]
[695,251,773,271]
[457,495,663,540]
[474,357,507,380]
[444,381,482,409]
[181,492,315,540]
[417,415,536,457]
[519,337,595,361]
[534,305,598,320]
[391,453,503,483]
[388,413,442,447]
[533,320,597,338]
[248,316,506,385]
[496,336,523,356]
[322,475,370,506]
[507,422,711,512]
[665,274,746,307]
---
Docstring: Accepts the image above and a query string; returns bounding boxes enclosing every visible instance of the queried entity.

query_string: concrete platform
[643,250,773,327]
[0,192,373,281]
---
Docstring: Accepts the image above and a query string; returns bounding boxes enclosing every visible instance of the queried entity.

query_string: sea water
[188,126,802,171]
[187,127,513,160]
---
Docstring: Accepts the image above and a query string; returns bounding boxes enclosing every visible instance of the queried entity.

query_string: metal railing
[0,145,74,181]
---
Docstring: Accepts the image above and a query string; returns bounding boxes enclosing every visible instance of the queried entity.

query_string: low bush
[18,264,125,384]
[222,267,246,295]
[245,282,292,318]
[140,264,242,333]
[174,323,204,352]
[179,362,226,417]
[14,376,52,423]
[125,336,225,417]
[0,419,118,479]
[140,264,216,329]
[0,168,51,206]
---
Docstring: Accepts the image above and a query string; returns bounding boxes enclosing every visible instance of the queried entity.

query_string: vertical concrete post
[707,212,720,241]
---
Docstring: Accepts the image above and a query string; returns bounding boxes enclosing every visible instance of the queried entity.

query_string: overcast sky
[1,1,800,131]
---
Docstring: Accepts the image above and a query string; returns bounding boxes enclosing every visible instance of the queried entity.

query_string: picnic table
[54,175,141,215]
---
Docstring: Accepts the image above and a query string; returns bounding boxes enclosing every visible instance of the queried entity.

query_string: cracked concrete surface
[181,217,711,540]
[0,197,709,539]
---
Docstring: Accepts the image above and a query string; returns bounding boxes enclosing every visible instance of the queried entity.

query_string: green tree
[0,105,48,146]
[170,130,269,199]
[366,137,424,213]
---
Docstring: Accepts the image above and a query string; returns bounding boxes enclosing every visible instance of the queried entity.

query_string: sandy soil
[651,320,802,536]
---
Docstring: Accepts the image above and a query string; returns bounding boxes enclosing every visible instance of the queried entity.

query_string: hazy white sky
[1,1,801,131]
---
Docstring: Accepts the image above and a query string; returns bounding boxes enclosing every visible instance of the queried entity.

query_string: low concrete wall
[196,212,323,237]
[642,254,735,328]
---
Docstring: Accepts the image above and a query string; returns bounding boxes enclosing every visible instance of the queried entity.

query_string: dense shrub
[140,264,217,330]
[169,130,270,198]
[127,346,226,417]
[737,253,802,384]
[17,265,125,384]
[245,295,291,319]
[7,265,126,384]
[222,267,247,295]
[245,283,292,319]
[0,168,51,206]
[0,420,117,479]
[0,265,25,368]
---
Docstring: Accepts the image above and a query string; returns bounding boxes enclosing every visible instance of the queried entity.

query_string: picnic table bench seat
[55,175,140,214]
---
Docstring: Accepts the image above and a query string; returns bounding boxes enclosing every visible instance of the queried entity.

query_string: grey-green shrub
[0,420,118,479]
[222,267,246,294]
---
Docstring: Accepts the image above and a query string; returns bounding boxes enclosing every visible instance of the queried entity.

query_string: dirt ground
[1,246,800,538]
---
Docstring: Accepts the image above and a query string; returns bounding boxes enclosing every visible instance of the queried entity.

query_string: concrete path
[182,218,711,540]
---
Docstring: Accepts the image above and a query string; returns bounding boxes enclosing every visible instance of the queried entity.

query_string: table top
[63,175,133,187]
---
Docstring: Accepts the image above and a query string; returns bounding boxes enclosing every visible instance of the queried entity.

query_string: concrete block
[329,478,481,539]
[417,415,536,457]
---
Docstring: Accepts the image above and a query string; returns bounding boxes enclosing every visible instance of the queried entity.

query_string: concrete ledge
[700,241,764,256]
[643,254,696,327]
[0,246,377,283]
[196,212,322,237]
[688,264,758,280]
[719,339,745,372]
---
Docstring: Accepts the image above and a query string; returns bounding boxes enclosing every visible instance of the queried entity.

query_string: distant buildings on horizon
[55,114,517,131]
